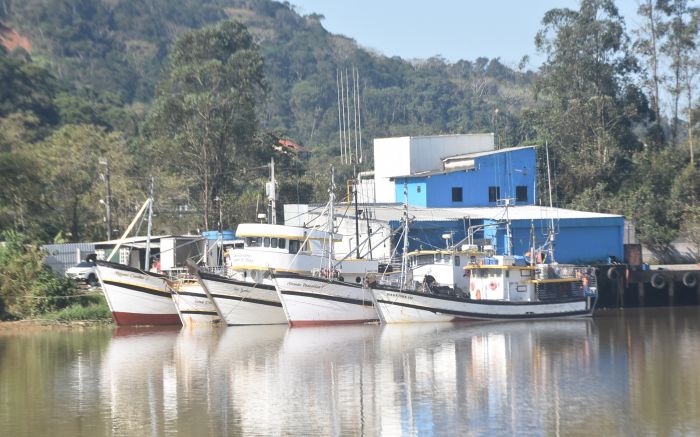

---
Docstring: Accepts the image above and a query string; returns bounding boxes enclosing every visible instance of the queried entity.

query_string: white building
[370,133,494,203]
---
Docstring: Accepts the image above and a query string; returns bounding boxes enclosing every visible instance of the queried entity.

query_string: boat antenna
[144,176,154,270]
[544,140,555,263]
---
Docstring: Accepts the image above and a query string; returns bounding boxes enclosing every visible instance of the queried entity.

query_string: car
[65,261,98,286]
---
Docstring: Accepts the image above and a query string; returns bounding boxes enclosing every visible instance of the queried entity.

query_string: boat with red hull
[96,260,181,326]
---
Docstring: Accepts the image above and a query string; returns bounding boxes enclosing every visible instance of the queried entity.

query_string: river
[1,307,699,436]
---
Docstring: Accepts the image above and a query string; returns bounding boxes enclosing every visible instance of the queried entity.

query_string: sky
[289,0,641,68]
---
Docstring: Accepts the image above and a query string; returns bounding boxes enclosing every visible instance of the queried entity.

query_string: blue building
[393,146,537,208]
[287,134,627,265]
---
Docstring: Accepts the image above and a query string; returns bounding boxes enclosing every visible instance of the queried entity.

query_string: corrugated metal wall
[42,243,96,275]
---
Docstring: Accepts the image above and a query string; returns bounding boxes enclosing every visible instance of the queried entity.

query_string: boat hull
[274,273,379,326]
[95,261,181,326]
[170,281,221,326]
[372,286,594,323]
[198,272,287,325]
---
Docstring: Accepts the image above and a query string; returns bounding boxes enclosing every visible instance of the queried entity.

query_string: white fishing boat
[96,260,181,325]
[195,222,378,325]
[273,271,379,326]
[169,277,222,326]
[273,166,384,326]
[372,255,597,323]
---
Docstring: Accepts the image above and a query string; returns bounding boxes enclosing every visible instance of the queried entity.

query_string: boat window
[271,237,278,248]
[263,237,270,247]
[278,238,286,249]
[246,237,261,247]
[454,256,460,266]
[417,254,433,266]
[289,240,300,254]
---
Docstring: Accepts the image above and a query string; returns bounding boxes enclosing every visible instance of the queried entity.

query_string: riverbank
[0,318,114,334]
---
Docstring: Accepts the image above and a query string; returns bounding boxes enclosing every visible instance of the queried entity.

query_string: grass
[41,294,113,323]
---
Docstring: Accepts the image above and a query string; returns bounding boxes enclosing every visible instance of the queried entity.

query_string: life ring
[682,272,698,288]
[607,267,620,281]
[489,282,498,290]
[651,273,666,289]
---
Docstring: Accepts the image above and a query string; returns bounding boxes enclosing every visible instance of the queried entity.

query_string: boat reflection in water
[377,320,598,436]
[83,309,700,435]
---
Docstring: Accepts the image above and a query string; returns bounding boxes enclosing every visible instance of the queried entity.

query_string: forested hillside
[0,0,698,255]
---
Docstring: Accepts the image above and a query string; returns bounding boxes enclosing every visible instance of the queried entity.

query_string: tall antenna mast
[336,70,344,164]
[353,67,359,164]
[345,69,352,164]
[357,69,363,163]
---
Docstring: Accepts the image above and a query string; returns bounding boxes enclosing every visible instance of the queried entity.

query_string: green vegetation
[41,298,112,322]
[0,0,697,255]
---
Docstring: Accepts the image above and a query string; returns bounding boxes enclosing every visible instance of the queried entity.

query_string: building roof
[390,145,537,179]
[443,145,537,162]
[93,234,202,248]
[306,203,622,223]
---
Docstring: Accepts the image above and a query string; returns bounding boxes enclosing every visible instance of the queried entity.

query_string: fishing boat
[96,260,181,325]
[371,255,597,323]
[273,271,379,326]
[273,166,384,326]
[195,222,378,325]
[170,276,222,326]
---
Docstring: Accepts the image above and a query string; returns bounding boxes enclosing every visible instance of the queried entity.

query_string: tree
[534,0,642,205]
[39,124,133,242]
[659,0,699,146]
[634,0,668,131]
[147,20,267,229]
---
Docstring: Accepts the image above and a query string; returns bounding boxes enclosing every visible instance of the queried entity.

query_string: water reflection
[1,308,700,435]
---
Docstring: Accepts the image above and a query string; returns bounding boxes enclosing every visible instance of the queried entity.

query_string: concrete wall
[395,147,536,207]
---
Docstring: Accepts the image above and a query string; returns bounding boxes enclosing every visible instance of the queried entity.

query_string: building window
[452,187,463,202]
[119,248,129,265]
[516,186,528,202]
[417,186,421,193]
[488,186,500,202]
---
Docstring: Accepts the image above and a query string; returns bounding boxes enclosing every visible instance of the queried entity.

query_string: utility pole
[215,195,223,266]
[99,158,112,240]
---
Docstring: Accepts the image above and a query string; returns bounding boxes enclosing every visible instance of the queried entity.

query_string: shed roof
[309,203,622,223]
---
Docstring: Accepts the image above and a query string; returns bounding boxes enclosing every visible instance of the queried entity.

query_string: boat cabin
[465,256,594,302]
[227,223,378,282]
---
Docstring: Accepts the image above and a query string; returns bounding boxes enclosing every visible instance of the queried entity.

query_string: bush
[43,301,112,322]
[0,231,78,319]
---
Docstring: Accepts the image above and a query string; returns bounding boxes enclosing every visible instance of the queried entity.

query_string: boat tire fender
[651,273,666,289]
[607,267,620,281]
[682,272,697,288]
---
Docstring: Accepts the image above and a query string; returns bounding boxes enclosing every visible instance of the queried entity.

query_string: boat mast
[400,181,409,290]
[144,176,154,270]
[353,167,361,259]
[328,166,336,273]
[545,141,555,263]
